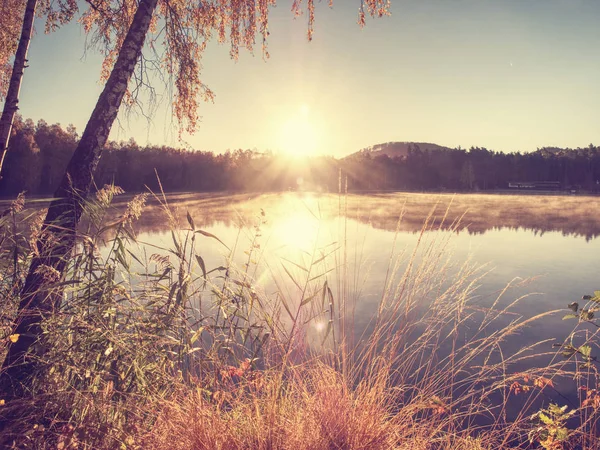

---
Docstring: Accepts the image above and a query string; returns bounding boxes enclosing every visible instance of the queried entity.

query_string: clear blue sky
[16,0,600,157]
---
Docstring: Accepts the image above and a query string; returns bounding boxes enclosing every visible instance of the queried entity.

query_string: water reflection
[105,192,600,241]
[15,193,599,372]
[120,193,600,352]
[11,191,599,423]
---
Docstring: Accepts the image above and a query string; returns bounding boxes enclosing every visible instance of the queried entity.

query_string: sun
[277,104,320,156]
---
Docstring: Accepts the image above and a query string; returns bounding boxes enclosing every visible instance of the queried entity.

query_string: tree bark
[0,0,37,178]
[0,0,159,395]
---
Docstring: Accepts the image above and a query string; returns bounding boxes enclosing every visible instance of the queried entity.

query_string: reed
[0,188,598,449]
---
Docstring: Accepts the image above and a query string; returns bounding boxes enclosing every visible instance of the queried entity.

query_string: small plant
[534,291,600,449]
[529,404,576,450]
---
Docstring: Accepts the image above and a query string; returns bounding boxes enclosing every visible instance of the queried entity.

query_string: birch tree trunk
[0,0,159,394]
[0,0,37,178]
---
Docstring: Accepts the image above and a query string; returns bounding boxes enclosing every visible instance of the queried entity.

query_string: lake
[7,190,600,425]
[116,192,600,372]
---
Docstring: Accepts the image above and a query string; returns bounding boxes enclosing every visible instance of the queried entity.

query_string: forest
[3,0,600,446]
[2,115,599,195]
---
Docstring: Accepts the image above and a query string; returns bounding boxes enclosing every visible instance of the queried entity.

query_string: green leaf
[195,230,230,250]
[206,265,227,275]
[561,348,576,358]
[556,427,569,441]
[312,253,328,265]
[116,250,129,270]
[168,283,178,303]
[231,279,251,289]
[281,263,303,291]
[187,211,195,231]
[321,280,328,310]
[127,249,144,267]
[49,279,81,288]
[579,345,592,359]
[195,255,207,287]
[97,218,125,235]
[538,412,553,425]
[308,267,335,282]
[581,309,595,321]
[190,326,205,345]
[171,230,182,257]
[300,291,319,306]
[322,320,333,345]
[280,295,294,321]
[562,314,578,320]
[281,257,308,273]
[548,404,564,415]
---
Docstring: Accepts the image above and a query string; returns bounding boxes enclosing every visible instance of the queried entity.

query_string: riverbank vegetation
[1,189,599,449]
[9,190,599,241]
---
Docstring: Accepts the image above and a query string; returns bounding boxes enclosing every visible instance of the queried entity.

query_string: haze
[18,0,600,156]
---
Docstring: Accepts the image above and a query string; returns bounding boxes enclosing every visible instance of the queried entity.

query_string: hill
[348,141,453,159]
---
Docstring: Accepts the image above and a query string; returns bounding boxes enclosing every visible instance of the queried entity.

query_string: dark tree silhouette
[0,0,37,177]
[0,0,393,399]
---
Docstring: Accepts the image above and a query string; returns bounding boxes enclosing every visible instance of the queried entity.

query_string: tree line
[1,0,393,412]
[344,143,600,192]
[2,116,599,196]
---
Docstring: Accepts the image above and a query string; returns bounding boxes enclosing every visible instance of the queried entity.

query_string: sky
[16,0,600,157]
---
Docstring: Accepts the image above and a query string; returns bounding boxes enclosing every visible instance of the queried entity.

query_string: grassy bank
[1,189,599,449]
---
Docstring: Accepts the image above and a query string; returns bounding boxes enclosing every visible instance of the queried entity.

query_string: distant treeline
[1,116,599,195]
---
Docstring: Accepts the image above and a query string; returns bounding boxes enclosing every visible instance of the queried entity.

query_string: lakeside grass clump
[1,188,599,449]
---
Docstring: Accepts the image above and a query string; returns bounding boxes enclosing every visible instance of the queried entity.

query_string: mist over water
[118,192,600,371]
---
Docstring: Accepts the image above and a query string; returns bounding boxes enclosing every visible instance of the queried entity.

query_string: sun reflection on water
[271,206,322,254]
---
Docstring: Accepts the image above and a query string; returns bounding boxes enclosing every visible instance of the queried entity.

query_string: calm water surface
[89,191,600,417]
[124,192,600,360]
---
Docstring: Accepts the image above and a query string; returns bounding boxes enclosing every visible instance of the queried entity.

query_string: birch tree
[0,0,36,177]
[0,0,78,177]
[1,0,391,393]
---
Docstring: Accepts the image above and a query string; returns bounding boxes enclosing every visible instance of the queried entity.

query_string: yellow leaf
[0,399,5,406]
[9,334,19,343]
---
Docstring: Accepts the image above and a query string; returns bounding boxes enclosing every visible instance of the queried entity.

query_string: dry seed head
[10,192,25,214]
[29,209,47,255]
[39,229,60,256]
[123,193,148,223]
[82,235,98,257]
[34,264,61,283]
[96,184,125,205]
[150,253,171,270]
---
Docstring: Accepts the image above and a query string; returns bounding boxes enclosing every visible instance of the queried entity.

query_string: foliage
[3,118,600,196]
[1,187,271,446]
[0,0,25,101]
[529,404,577,450]
[0,0,79,101]
[528,291,600,449]
[2,191,600,448]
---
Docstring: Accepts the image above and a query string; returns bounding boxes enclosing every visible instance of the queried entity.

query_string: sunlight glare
[273,209,319,254]
[277,105,320,156]
[313,320,326,332]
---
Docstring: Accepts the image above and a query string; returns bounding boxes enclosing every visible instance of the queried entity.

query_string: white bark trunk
[0,0,37,178]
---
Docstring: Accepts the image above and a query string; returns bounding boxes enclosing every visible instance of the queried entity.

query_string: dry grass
[145,362,511,450]
[147,364,399,450]
[1,189,600,449]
